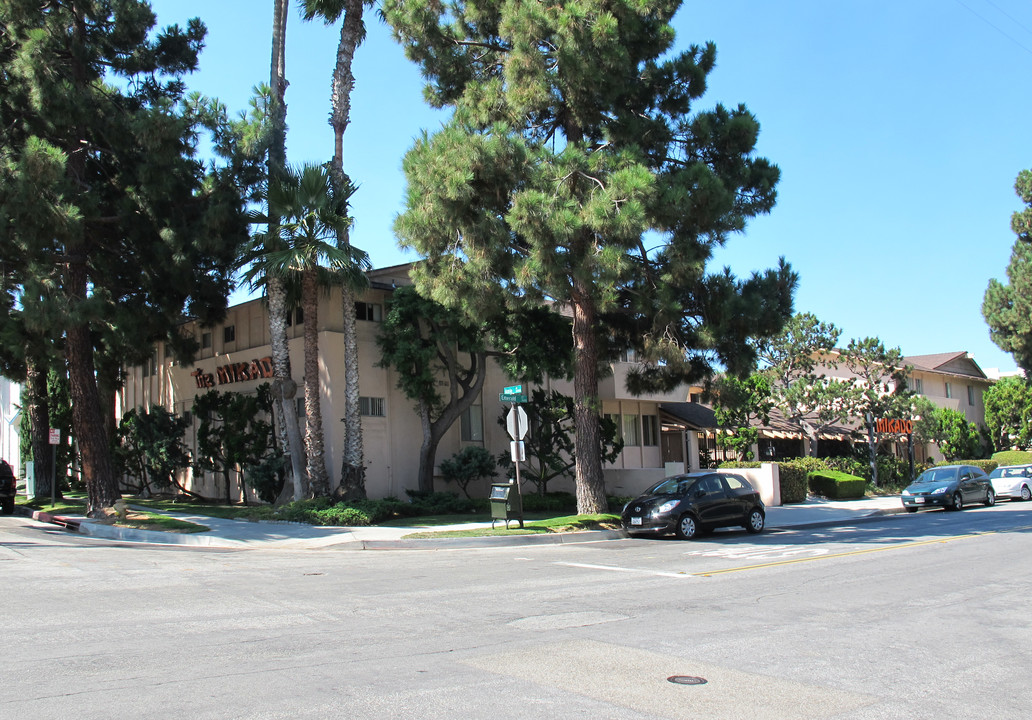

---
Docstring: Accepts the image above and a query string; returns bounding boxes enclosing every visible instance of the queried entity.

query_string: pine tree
[0,2,249,515]
[384,0,795,513]
[984,169,1032,372]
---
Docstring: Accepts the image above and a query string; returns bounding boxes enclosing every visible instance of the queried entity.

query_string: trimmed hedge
[776,461,809,504]
[991,450,1032,467]
[809,470,866,499]
[934,459,998,473]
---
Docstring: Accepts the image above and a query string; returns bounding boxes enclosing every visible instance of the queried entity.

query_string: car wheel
[951,492,963,511]
[985,488,996,507]
[675,514,699,540]
[905,506,918,513]
[1021,485,1031,502]
[745,508,765,533]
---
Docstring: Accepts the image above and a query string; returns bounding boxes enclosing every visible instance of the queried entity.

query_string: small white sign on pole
[510,440,526,462]
[48,428,60,445]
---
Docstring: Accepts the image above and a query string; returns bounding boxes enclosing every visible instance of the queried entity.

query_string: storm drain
[667,675,707,685]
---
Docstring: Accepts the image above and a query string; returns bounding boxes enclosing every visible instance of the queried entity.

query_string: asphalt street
[3,501,1031,719]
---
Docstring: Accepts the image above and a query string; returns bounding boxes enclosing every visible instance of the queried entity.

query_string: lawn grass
[402,513,622,538]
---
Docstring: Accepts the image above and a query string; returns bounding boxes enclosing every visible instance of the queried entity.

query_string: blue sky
[150,0,1032,374]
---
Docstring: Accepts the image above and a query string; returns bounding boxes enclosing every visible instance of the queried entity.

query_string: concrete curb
[346,528,629,551]
[13,500,908,549]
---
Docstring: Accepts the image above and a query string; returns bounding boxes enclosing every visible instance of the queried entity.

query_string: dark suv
[0,459,16,514]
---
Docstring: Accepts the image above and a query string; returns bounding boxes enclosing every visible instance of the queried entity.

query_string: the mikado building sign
[190,357,275,389]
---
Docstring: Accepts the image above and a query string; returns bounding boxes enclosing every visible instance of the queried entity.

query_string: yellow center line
[695,527,1027,577]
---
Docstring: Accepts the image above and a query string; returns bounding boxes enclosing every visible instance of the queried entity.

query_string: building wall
[117,271,679,501]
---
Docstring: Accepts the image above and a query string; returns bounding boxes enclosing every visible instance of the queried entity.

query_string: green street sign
[502,384,523,395]
[499,393,528,403]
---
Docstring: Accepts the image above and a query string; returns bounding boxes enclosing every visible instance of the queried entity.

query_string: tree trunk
[571,291,607,515]
[330,0,367,500]
[25,358,55,501]
[66,261,119,515]
[338,282,366,499]
[302,269,331,496]
[416,403,443,494]
[268,279,308,501]
[268,0,308,503]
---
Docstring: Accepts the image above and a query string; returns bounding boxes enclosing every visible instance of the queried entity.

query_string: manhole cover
[668,675,707,685]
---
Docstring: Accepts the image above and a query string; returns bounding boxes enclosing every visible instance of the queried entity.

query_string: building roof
[660,402,717,430]
[905,352,989,381]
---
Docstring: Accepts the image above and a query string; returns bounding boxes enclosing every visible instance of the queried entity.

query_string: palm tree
[251,163,369,496]
[301,0,373,499]
[264,0,309,502]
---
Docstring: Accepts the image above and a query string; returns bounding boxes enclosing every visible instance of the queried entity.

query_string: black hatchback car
[621,471,765,540]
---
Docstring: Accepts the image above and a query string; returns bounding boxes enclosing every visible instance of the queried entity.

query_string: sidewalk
[17,495,905,550]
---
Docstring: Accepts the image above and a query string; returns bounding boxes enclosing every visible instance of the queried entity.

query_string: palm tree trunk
[268,0,308,502]
[330,0,368,499]
[302,269,331,496]
[268,278,308,501]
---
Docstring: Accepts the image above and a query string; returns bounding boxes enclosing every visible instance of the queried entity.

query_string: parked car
[0,458,16,515]
[621,471,765,540]
[900,465,995,512]
[987,464,1032,502]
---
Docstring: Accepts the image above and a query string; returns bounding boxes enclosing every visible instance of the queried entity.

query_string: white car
[988,464,1032,502]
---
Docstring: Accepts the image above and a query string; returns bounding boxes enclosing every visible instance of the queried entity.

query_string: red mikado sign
[874,418,913,434]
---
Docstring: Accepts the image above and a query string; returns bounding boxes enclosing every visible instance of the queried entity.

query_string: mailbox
[489,482,524,529]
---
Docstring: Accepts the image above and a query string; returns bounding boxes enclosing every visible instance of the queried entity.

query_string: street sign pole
[502,390,528,528]
[48,428,59,508]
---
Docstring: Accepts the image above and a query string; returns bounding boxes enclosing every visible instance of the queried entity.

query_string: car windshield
[914,468,957,484]
[644,477,696,496]
[990,467,1025,478]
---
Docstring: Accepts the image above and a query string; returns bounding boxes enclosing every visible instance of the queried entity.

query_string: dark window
[201,332,212,349]
[642,415,659,446]
[355,302,383,322]
[223,325,236,343]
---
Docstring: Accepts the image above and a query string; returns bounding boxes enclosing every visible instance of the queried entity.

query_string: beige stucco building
[119,265,698,502]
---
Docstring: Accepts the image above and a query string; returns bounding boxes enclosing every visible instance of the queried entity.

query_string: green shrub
[824,456,868,479]
[991,450,1032,466]
[808,470,866,499]
[789,456,830,473]
[405,490,477,515]
[777,461,810,504]
[439,446,497,498]
[522,491,576,513]
[718,461,762,469]
[933,459,998,473]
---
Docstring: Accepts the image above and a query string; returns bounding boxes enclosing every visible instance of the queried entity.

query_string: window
[689,393,702,403]
[967,385,975,405]
[622,414,640,446]
[356,302,383,322]
[604,413,622,441]
[910,377,923,394]
[181,411,192,425]
[620,348,636,363]
[461,404,483,441]
[223,325,236,343]
[359,396,386,417]
[296,397,306,418]
[945,382,952,399]
[201,332,212,349]
[642,414,659,446]
[286,307,304,326]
